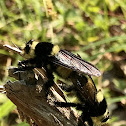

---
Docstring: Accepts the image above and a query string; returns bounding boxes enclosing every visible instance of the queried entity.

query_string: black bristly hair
[35,42,53,57]
[24,39,34,54]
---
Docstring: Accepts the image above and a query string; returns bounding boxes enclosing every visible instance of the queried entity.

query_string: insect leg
[43,66,55,96]
[18,58,36,67]
[78,112,93,126]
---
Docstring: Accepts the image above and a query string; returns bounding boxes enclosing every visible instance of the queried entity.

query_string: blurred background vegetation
[0,0,126,126]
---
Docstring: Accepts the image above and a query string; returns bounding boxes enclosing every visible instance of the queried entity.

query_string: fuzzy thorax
[51,45,60,55]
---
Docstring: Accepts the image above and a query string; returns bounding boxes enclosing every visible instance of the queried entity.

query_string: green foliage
[13,122,29,126]
[0,100,15,119]
[108,96,126,104]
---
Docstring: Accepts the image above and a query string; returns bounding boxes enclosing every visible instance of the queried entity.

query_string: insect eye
[24,45,30,54]
[24,40,34,54]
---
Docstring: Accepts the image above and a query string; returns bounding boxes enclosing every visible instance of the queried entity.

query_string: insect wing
[52,49,101,77]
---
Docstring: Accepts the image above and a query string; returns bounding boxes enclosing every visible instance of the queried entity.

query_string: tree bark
[4,67,78,126]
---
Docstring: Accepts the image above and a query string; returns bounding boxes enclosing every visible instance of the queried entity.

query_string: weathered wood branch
[4,68,78,126]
